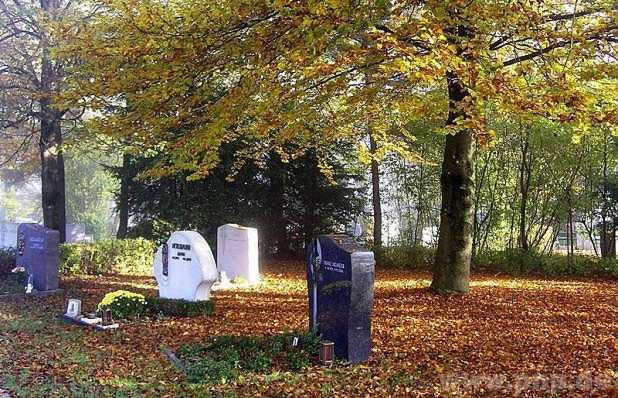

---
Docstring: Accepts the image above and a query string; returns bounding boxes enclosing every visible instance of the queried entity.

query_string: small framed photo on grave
[65,299,82,319]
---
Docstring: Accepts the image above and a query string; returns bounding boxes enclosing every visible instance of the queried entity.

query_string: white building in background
[552,222,617,256]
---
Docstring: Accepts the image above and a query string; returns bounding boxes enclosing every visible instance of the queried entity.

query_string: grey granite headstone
[16,224,59,291]
[307,234,375,363]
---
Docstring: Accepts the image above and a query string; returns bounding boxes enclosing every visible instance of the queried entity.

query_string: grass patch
[176,331,320,384]
[3,318,46,333]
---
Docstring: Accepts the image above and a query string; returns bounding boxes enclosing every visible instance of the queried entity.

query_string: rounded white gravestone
[216,224,259,285]
[153,231,218,301]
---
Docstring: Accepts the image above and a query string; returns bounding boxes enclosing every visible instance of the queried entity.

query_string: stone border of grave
[59,315,119,331]
[0,288,63,301]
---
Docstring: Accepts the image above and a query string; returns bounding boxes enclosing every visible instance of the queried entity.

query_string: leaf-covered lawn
[0,263,616,397]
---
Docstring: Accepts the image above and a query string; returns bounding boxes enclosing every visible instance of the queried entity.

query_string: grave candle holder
[319,340,334,367]
[103,309,113,325]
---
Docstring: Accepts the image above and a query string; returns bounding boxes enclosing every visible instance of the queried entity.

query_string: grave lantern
[319,340,335,367]
[306,234,375,363]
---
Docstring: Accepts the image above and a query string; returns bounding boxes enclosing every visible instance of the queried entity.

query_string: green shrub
[0,271,28,295]
[597,258,618,278]
[373,245,434,269]
[146,297,214,318]
[373,244,618,278]
[176,331,320,384]
[0,247,16,276]
[97,290,148,319]
[60,238,156,275]
[473,249,618,278]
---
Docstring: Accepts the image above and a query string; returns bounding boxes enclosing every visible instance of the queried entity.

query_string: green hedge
[147,297,215,318]
[373,245,434,269]
[473,249,618,278]
[59,238,156,275]
[373,244,618,278]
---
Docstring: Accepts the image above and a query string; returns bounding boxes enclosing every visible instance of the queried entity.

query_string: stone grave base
[0,288,64,301]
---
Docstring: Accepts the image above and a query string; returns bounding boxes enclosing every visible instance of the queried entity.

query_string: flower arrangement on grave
[97,290,147,319]
[10,266,28,284]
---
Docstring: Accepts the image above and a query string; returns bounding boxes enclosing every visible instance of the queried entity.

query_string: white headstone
[153,231,218,301]
[216,224,259,285]
[66,224,87,243]
[65,299,82,318]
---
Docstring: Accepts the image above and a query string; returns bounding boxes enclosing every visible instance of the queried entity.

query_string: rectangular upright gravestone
[216,224,260,284]
[307,234,375,363]
[16,224,60,291]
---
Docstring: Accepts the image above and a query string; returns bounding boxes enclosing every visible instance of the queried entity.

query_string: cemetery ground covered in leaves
[0,263,616,398]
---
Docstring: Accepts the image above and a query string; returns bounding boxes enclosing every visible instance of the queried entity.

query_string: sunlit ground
[0,262,616,397]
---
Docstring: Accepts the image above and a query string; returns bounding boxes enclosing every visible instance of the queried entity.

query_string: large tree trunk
[369,135,382,247]
[116,153,131,238]
[431,72,475,294]
[599,132,616,258]
[600,220,616,258]
[267,154,291,259]
[39,0,66,242]
[518,131,531,251]
[40,108,66,242]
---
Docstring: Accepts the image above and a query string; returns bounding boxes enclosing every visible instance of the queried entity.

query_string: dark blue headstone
[307,234,375,363]
[16,224,59,291]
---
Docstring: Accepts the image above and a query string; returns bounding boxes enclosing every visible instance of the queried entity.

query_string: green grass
[176,331,320,384]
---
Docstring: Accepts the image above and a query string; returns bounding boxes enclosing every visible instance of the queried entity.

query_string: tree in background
[381,120,444,247]
[114,152,133,239]
[369,134,383,247]
[113,143,365,258]
[0,0,86,241]
[64,151,117,240]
